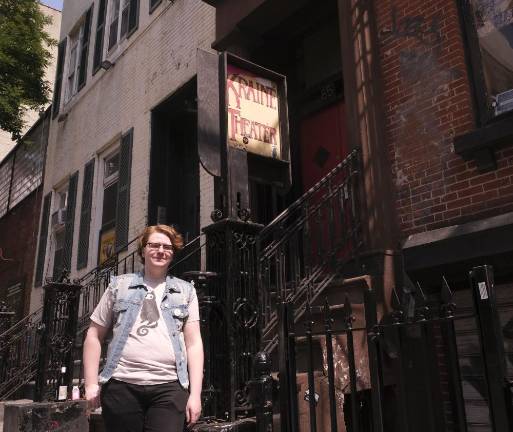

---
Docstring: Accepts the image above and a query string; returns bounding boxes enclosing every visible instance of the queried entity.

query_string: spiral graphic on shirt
[135,292,159,337]
[136,322,158,336]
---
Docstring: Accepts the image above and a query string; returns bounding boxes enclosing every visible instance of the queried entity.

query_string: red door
[299,100,352,263]
[299,101,349,191]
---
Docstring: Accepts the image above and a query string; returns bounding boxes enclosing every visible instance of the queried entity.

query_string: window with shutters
[93,0,108,74]
[65,28,82,103]
[98,151,119,264]
[461,0,513,122]
[107,0,139,51]
[64,7,93,104]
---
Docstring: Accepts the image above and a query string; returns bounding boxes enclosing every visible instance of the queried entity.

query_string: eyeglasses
[146,242,173,252]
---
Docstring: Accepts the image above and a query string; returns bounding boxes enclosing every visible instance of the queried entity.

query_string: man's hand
[185,393,202,425]
[85,383,100,414]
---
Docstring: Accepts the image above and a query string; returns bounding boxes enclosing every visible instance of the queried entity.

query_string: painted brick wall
[39,0,216,286]
[375,0,513,238]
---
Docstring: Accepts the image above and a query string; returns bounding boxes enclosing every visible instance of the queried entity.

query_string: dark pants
[101,379,189,432]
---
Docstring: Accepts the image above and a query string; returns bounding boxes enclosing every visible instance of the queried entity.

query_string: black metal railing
[258,149,362,352]
[270,268,513,432]
[0,308,43,399]
[0,234,204,400]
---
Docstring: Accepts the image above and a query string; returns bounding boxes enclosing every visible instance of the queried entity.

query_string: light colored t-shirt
[90,278,200,385]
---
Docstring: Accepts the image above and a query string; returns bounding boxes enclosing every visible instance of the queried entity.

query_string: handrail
[0,306,42,340]
[77,236,140,283]
[259,148,359,239]
[256,148,362,352]
[0,233,205,400]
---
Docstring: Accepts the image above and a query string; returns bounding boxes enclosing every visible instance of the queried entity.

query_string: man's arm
[83,322,108,410]
[184,320,203,425]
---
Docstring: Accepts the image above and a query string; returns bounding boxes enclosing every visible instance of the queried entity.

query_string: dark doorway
[149,79,200,244]
[236,0,348,221]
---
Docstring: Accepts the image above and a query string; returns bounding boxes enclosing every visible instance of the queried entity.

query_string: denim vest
[98,272,194,389]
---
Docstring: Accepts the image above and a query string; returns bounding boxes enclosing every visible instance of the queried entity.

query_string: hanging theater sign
[226,64,282,159]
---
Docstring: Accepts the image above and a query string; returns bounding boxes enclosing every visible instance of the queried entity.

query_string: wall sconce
[100,60,115,71]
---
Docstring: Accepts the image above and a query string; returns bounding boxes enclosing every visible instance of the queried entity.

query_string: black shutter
[115,129,133,250]
[62,172,79,274]
[77,6,93,90]
[127,0,139,37]
[35,193,52,286]
[93,0,108,73]
[52,39,67,119]
[77,160,95,269]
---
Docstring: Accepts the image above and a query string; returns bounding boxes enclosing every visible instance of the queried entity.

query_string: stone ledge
[3,400,88,432]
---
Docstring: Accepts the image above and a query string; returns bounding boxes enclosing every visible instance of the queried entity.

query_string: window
[462,0,513,121]
[64,7,93,104]
[149,0,162,14]
[97,129,133,264]
[107,0,139,51]
[65,30,81,103]
[51,189,68,280]
[51,172,78,281]
[99,152,119,264]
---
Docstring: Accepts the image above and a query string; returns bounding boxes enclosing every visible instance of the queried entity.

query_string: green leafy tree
[0,0,55,140]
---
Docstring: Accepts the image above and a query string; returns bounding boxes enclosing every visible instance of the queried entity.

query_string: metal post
[363,289,385,432]
[440,277,467,432]
[182,271,220,420]
[305,303,317,432]
[34,282,81,402]
[250,352,274,432]
[342,299,359,432]
[469,265,512,431]
[323,299,338,432]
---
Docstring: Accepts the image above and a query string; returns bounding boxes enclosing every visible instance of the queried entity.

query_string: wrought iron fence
[0,234,204,400]
[271,267,513,432]
[257,149,362,353]
[0,308,43,399]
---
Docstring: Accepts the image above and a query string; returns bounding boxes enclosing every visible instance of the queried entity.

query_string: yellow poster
[226,64,281,159]
[99,228,116,265]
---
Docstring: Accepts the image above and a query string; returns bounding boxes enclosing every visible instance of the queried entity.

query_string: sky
[40,0,63,11]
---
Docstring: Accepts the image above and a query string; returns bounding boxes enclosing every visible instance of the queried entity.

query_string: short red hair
[137,225,184,263]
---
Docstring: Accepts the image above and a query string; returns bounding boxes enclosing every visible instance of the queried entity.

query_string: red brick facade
[0,189,42,317]
[376,0,513,238]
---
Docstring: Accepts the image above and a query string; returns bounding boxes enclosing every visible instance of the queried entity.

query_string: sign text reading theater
[226,65,281,159]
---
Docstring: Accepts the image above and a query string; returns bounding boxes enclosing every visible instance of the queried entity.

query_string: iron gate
[273,265,513,432]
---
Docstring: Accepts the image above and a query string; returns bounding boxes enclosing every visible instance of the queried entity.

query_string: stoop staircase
[0,149,362,403]
[257,148,362,354]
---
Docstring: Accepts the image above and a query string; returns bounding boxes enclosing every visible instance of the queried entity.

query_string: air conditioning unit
[494,89,513,116]
[51,208,67,228]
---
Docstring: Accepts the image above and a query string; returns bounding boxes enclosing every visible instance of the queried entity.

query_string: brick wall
[0,189,42,316]
[375,0,513,238]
